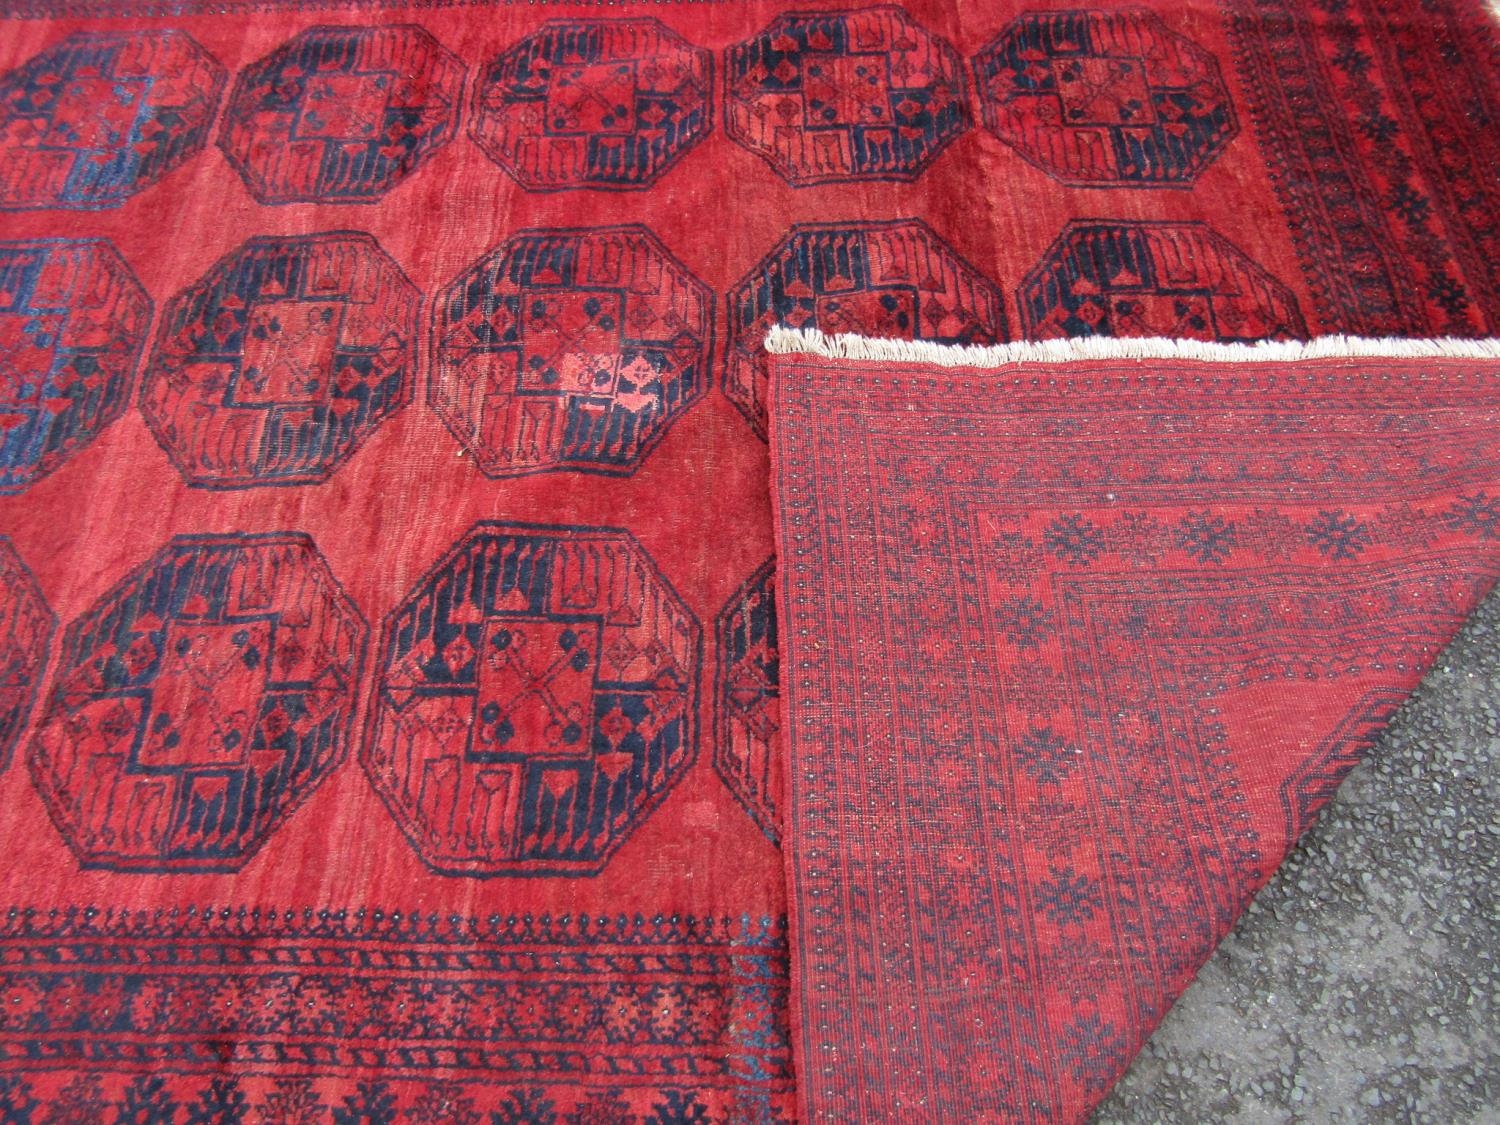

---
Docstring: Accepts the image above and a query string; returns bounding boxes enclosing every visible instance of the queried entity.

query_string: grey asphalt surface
[1094,588,1500,1124]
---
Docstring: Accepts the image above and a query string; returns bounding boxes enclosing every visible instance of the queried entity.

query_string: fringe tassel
[763,327,1500,367]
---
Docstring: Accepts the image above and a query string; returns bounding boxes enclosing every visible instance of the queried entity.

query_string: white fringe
[763,327,1500,367]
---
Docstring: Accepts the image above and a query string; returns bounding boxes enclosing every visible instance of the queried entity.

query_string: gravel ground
[1094,589,1500,1124]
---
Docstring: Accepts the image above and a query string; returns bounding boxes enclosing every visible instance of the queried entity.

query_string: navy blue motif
[1014,726,1082,787]
[0,31,225,210]
[431,225,711,476]
[28,533,366,872]
[472,19,712,191]
[726,219,1006,437]
[141,232,420,488]
[1045,514,1105,566]
[725,7,969,185]
[996,595,1053,650]
[715,559,781,843]
[1446,493,1500,540]
[1019,221,1307,341]
[364,523,701,876]
[1176,511,1237,565]
[0,908,793,1118]
[972,10,1237,185]
[0,538,54,771]
[0,239,152,492]
[218,25,465,204]
[1305,510,1371,561]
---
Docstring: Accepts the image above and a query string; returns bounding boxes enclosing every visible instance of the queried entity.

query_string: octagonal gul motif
[28,534,366,872]
[141,233,419,488]
[363,524,700,877]
[715,559,780,844]
[0,239,151,493]
[472,19,712,191]
[1019,221,1307,340]
[431,225,711,476]
[725,6,969,184]
[0,31,225,210]
[219,25,465,204]
[726,220,1006,438]
[0,538,55,771]
[972,9,1237,185]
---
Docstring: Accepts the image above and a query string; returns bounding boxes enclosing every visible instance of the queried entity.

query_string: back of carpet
[766,332,1500,1122]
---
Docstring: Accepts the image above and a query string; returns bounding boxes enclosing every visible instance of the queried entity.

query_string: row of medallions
[0,528,780,875]
[0,9,1240,208]
[0,220,1306,492]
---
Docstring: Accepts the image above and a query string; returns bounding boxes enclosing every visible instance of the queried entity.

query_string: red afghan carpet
[0,0,1495,1119]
